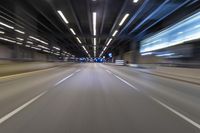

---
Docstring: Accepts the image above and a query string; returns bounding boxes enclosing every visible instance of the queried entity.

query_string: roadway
[0,63,199,133]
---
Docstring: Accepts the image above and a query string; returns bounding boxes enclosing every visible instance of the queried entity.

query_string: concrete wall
[0,43,58,62]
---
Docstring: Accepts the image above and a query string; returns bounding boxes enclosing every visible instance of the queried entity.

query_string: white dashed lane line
[105,69,200,130]
[54,69,81,86]
[0,91,48,124]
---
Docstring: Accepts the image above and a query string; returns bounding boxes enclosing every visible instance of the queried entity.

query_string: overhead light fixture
[0,37,16,43]
[57,10,69,24]
[27,41,33,44]
[133,0,139,3]
[29,36,48,45]
[32,46,41,51]
[0,22,14,29]
[53,46,60,51]
[106,38,112,46]
[16,42,23,45]
[119,13,130,26]
[0,31,5,34]
[103,46,107,51]
[14,29,25,34]
[25,45,31,47]
[76,37,82,43]
[94,38,96,46]
[38,45,49,50]
[16,37,24,41]
[43,50,51,53]
[82,45,86,51]
[70,28,76,35]
[112,30,118,37]
[93,12,97,36]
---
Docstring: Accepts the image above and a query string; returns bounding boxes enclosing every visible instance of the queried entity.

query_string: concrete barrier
[0,61,73,76]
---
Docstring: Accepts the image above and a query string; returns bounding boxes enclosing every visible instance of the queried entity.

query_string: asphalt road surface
[0,63,199,133]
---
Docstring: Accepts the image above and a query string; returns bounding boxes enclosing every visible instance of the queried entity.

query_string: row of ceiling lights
[93,12,97,57]
[99,0,139,57]
[99,13,130,57]
[0,20,71,57]
[57,10,91,57]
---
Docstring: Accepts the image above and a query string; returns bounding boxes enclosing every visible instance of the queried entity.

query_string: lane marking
[151,96,200,130]
[105,69,140,92]
[0,91,47,124]
[55,74,74,86]
[54,69,81,86]
[106,69,200,130]
[106,70,112,74]
[75,69,81,73]
[113,74,140,92]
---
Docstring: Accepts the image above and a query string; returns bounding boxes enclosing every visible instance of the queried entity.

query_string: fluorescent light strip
[0,31,5,34]
[27,41,33,44]
[38,45,49,50]
[0,37,16,43]
[57,10,69,24]
[16,42,23,45]
[94,38,96,46]
[76,37,82,43]
[53,46,60,51]
[119,13,130,26]
[25,45,31,47]
[82,45,90,55]
[70,28,76,35]
[82,46,86,51]
[103,47,107,51]
[14,29,25,34]
[133,0,139,3]
[106,38,112,46]
[112,30,118,37]
[93,12,97,36]
[43,50,50,53]
[16,37,24,41]
[54,53,60,56]
[0,22,14,29]
[32,47,41,51]
[29,36,48,45]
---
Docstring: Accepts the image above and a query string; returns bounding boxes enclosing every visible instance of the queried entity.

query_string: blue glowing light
[140,11,200,53]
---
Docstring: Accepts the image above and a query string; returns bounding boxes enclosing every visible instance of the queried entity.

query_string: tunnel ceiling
[0,0,199,57]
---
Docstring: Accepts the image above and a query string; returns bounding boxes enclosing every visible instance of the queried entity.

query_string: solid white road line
[106,69,140,92]
[105,69,200,130]
[54,69,81,86]
[151,96,200,130]
[0,91,47,124]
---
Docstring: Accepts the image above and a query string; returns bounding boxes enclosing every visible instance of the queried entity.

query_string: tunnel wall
[0,43,59,63]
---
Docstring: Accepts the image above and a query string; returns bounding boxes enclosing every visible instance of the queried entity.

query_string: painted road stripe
[106,69,200,130]
[54,69,81,86]
[106,70,112,74]
[0,91,47,124]
[106,69,140,92]
[151,96,200,130]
